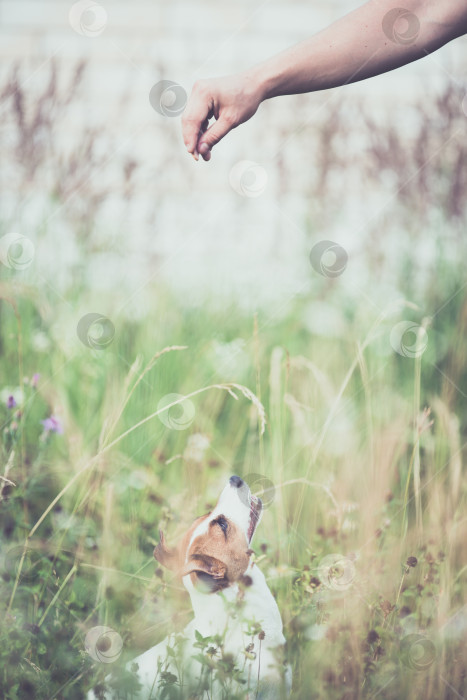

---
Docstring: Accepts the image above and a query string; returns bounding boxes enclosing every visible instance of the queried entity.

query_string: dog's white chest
[88,564,290,699]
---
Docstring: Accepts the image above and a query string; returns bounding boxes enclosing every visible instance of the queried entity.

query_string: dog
[87,475,291,699]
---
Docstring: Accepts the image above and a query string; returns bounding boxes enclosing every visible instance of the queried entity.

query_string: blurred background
[1,0,466,311]
[0,1,467,699]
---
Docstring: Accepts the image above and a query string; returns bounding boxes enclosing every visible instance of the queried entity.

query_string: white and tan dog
[88,475,291,699]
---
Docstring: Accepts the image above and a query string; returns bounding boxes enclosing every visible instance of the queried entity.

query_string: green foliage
[0,247,466,699]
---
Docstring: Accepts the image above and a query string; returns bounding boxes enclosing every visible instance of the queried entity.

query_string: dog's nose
[229,475,244,488]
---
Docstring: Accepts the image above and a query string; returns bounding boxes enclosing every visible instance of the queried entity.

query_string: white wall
[0,0,466,313]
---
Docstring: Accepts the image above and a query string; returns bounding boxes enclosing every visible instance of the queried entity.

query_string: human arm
[181,0,467,160]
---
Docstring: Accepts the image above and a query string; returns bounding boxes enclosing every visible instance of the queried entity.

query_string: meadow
[0,63,466,699]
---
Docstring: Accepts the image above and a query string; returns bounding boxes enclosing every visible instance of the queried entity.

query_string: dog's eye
[213,516,228,534]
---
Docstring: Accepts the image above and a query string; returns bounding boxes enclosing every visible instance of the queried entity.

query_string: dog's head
[154,476,262,593]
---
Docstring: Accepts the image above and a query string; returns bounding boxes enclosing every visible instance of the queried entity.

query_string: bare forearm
[182,0,467,160]
[247,0,467,100]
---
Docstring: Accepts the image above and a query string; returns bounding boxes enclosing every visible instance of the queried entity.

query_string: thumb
[197,116,233,157]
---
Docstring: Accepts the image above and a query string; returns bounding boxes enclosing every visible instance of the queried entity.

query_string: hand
[182,72,263,161]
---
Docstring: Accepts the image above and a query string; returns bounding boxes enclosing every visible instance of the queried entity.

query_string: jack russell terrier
[88,475,291,699]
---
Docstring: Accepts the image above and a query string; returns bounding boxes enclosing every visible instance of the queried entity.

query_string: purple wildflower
[7,395,17,409]
[31,374,40,388]
[41,415,63,435]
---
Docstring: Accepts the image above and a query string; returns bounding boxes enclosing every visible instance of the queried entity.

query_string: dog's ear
[182,555,228,593]
[154,530,179,572]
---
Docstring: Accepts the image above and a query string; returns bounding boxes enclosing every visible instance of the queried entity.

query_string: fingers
[196,119,210,160]
[198,142,211,161]
[196,116,233,161]
[182,80,237,161]
[182,81,212,161]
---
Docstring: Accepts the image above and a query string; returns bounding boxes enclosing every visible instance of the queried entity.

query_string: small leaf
[191,653,211,667]
[194,629,208,646]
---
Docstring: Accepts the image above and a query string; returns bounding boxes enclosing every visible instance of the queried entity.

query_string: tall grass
[1,275,466,699]
[0,62,466,699]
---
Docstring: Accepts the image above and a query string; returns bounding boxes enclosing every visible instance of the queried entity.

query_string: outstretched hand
[180,1,467,163]
[182,73,263,161]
